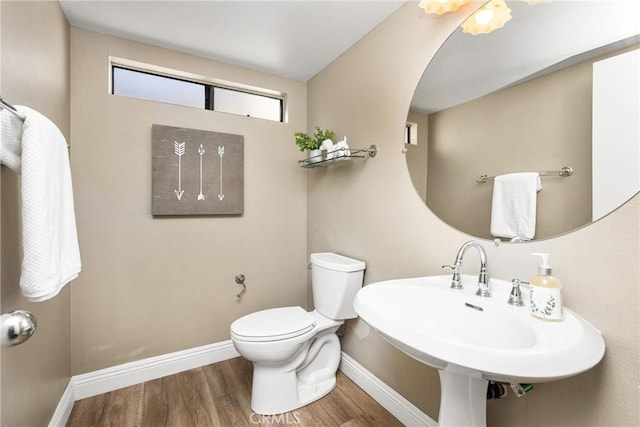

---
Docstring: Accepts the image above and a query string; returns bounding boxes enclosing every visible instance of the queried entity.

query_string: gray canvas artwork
[152,124,244,215]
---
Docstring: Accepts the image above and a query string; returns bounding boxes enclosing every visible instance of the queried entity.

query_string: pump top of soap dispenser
[532,253,552,275]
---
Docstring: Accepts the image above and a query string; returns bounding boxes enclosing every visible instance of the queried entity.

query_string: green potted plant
[293,131,318,151]
[294,126,335,162]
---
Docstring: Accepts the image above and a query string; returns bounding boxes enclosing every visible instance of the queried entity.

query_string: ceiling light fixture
[418,0,471,15]
[461,0,512,35]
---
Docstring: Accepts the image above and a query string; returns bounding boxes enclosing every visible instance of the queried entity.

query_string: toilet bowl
[230,252,366,415]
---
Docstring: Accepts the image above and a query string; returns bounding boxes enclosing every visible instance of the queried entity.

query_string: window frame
[109,58,285,123]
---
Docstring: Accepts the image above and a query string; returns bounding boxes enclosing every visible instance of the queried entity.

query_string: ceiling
[59,0,407,82]
[59,1,639,110]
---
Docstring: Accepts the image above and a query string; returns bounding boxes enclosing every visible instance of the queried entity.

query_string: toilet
[230,252,366,415]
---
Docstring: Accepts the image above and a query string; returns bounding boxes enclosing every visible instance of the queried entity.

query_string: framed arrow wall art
[152,124,244,215]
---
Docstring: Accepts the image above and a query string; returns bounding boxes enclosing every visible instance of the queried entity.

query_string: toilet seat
[231,306,315,342]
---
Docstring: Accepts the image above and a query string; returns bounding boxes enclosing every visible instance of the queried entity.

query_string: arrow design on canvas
[174,141,186,200]
[218,145,225,201]
[197,144,205,200]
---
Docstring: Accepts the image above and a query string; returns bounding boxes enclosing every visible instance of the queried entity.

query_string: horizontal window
[112,66,205,108]
[111,64,284,122]
[213,87,282,122]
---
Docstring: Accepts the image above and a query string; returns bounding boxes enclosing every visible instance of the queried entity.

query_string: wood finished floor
[66,356,403,427]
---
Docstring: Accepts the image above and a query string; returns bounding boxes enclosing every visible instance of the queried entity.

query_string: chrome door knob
[1,310,37,347]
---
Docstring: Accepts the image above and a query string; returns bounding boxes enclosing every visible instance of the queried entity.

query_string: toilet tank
[310,252,366,320]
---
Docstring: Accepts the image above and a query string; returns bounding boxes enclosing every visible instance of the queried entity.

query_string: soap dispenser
[529,253,563,321]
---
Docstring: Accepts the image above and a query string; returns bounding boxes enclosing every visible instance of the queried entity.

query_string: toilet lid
[231,306,315,342]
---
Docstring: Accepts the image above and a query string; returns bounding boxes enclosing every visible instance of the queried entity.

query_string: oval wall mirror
[405,0,639,242]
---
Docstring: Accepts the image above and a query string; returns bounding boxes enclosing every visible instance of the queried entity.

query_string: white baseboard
[50,340,434,427]
[48,380,76,427]
[49,340,240,426]
[72,340,240,400]
[339,352,437,427]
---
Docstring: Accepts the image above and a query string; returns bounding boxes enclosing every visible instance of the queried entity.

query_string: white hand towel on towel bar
[490,172,542,241]
[0,106,81,302]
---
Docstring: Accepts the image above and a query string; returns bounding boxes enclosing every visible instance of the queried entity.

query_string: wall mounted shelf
[298,144,378,168]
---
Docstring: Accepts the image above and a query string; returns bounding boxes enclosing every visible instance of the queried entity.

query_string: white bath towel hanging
[490,172,542,241]
[0,106,81,302]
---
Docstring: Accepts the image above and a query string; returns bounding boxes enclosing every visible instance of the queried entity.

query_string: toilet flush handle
[235,273,247,299]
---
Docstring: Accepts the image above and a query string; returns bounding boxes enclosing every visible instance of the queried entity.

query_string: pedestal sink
[353,275,605,427]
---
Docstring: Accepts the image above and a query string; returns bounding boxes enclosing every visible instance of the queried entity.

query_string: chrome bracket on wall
[1,310,37,347]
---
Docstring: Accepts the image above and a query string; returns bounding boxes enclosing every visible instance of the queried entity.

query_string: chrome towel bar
[476,166,573,183]
[0,96,26,121]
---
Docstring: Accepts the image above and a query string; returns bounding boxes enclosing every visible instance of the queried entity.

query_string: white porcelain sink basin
[354,275,606,426]
[354,275,605,383]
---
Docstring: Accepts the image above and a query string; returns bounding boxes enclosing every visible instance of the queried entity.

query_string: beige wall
[69,28,308,374]
[308,3,639,426]
[1,1,71,425]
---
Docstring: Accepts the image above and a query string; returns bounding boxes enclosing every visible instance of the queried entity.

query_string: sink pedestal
[438,365,488,427]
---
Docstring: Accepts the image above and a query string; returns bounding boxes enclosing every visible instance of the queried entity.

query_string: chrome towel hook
[235,273,247,299]
[1,310,37,347]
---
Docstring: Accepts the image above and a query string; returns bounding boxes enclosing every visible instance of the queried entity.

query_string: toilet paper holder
[1,310,37,347]
[235,273,247,299]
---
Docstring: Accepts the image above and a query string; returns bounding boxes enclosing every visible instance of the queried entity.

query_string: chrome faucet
[442,241,491,297]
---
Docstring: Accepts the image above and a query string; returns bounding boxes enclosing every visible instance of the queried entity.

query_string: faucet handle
[442,265,463,289]
[507,279,527,307]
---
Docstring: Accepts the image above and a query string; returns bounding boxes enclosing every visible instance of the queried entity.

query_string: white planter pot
[307,149,323,163]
